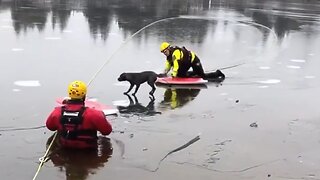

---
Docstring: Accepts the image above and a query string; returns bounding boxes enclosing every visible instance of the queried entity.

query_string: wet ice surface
[1,0,320,179]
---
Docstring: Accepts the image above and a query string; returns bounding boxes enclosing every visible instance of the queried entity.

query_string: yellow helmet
[68,81,87,100]
[160,42,170,52]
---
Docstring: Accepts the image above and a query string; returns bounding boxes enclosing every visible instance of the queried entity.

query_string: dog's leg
[124,83,134,94]
[149,94,155,101]
[125,94,134,105]
[148,81,156,95]
[132,84,140,95]
[132,94,139,104]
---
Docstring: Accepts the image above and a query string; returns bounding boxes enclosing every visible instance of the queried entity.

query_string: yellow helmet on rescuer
[160,42,170,52]
[68,81,87,100]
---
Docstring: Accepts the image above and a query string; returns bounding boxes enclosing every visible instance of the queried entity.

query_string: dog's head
[118,73,127,81]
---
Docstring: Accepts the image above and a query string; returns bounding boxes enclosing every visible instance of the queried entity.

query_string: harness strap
[60,106,97,140]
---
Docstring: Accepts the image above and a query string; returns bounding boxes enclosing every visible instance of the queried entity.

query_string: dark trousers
[182,57,225,80]
[177,56,205,78]
[191,56,205,78]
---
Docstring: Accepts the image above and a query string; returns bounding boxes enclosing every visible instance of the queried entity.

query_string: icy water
[1,0,320,179]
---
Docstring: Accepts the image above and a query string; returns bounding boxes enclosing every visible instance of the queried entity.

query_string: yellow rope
[87,16,179,87]
[31,16,269,179]
[32,131,57,180]
[32,16,180,180]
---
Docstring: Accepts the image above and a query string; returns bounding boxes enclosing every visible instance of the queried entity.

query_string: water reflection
[10,1,49,34]
[46,134,113,180]
[0,0,318,41]
[83,0,112,41]
[160,88,201,109]
[2,0,205,37]
[117,94,161,117]
[242,9,301,41]
[51,0,72,31]
[232,0,320,40]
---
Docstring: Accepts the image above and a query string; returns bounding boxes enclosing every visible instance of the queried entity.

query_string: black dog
[118,71,158,95]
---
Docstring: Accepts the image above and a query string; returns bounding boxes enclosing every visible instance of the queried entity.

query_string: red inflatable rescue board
[56,97,118,116]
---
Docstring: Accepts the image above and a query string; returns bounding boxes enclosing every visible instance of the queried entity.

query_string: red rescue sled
[56,97,118,116]
[156,77,208,85]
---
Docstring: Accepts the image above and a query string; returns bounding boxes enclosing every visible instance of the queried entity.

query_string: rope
[0,125,45,132]
[32,132,57,180]
[32,15,263,179]
[87,16,180,87]
[32,16,180,180]
[33,14,253,179]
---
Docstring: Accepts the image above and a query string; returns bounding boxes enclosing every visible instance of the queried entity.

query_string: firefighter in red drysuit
[46,80,112,149]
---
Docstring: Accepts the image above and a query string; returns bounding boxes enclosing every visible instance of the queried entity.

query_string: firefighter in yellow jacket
[160,42,206,78]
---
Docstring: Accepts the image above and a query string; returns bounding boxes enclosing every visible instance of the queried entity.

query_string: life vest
[60,106,97,140]
[167,46,192,66]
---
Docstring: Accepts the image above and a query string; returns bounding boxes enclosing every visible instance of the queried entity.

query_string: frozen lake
[0,0,320,179]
